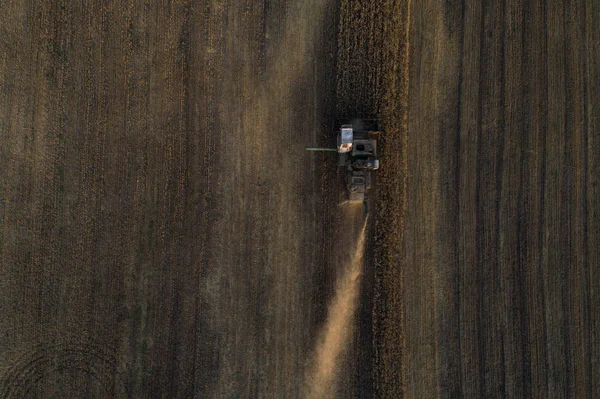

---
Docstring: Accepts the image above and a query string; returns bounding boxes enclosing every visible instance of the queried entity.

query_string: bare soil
[402,0,599,397]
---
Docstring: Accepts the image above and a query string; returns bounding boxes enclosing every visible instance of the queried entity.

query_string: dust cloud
[305,217,368,398]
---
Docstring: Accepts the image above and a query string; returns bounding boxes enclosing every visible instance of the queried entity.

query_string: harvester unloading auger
[307,119,381,214]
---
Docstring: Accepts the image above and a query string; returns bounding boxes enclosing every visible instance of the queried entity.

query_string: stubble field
[0,0,407,397]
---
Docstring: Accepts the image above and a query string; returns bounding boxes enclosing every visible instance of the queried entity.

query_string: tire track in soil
[1,338,118,398]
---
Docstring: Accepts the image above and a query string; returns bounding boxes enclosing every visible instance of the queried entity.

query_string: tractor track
[1,339,118,398]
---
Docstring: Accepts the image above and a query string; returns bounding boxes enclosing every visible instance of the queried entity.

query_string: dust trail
[305,218,368,398]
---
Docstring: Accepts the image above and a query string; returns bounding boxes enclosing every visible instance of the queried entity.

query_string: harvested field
[1,0,597,398]
[0,0,406,397]
[402,0,599,397]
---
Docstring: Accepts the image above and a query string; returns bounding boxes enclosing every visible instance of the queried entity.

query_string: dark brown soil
[402,0,599,397]
[0,0,405,397]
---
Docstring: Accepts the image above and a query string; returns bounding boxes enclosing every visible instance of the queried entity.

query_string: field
[0,0,597,398]
[403,0,599,397]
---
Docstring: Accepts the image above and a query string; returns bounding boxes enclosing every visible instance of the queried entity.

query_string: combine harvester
[307,119,381,214]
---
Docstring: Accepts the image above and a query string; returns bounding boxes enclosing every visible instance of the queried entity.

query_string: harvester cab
[307,119,381,214]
